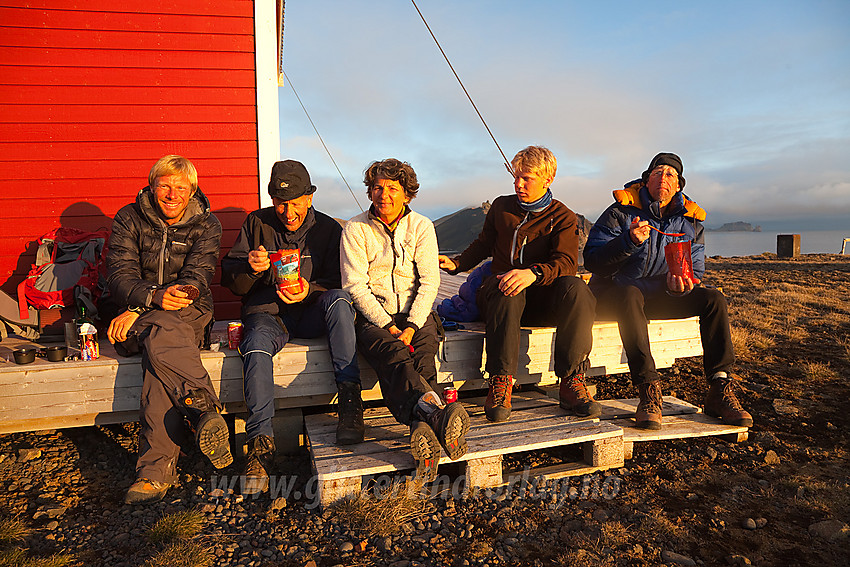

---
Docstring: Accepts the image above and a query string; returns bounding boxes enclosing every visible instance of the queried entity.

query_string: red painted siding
[0,0,260,321]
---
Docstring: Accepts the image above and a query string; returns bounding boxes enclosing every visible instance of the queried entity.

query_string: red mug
[664,240,693,281]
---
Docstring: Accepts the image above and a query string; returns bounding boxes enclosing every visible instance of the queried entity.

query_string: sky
[278,1,850,231]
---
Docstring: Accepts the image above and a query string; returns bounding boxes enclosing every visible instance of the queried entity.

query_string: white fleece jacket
[340,209,440,330]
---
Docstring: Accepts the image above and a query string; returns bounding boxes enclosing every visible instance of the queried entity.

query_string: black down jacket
[106,186,222,314]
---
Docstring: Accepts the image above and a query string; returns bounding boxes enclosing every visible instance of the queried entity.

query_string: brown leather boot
[559,374,602,418]
[241,434,275,497]
[336,381,365,445]
[484,375,513,422]
[124,478,170,505]
[635,381,663,430]
[409,421,441,483]
[704,377,753,427]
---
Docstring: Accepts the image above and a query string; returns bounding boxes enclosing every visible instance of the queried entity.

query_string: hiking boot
[425,402,470,460]
[409,421,440,483]
[704,377,753,427]
[635,381,663,430]
[336,381,365,445]
[124,478,170,505]
[559,374,602,418]
[484,374,513,422]
[180,390,233,469]
[241,435,275,496]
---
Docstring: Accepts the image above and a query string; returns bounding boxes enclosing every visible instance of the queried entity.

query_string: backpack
[16,227,110,321]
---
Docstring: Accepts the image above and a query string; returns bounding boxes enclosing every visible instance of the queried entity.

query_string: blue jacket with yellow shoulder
[584,180,706,294]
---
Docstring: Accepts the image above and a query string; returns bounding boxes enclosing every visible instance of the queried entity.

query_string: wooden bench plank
[0,310,703,433]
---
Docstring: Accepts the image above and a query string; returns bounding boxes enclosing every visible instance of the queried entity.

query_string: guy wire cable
[281,67,364,211]
[410,0,515,177]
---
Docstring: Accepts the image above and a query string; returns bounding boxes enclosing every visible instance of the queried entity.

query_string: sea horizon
[704,229,849,258]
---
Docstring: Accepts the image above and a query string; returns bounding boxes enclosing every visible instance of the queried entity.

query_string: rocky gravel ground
[1,254,849,566]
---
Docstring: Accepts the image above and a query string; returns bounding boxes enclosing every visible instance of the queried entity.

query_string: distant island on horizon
[707,221,762,233]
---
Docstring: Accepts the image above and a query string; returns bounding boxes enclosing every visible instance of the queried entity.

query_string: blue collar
[518,188,553,213]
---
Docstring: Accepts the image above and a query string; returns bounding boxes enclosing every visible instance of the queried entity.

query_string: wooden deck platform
[306,392,625,508]
[0,273,704,434]
[305,390,748,507]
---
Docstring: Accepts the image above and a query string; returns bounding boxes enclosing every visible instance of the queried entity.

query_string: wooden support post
[232,416,247,458]
[583,435,625,469]
[318,476,361,509]
[623,440,634,460]
[465,455,503,489]
[720,430,748,443]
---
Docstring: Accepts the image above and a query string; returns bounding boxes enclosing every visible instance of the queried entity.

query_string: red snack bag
[269,249,303,294]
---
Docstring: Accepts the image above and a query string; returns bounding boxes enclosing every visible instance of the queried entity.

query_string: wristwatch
[530,264,544,283]
[127,305,149,314]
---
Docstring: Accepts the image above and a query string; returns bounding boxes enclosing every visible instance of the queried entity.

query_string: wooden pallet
[539,386,749,460]
[305,392,624,508]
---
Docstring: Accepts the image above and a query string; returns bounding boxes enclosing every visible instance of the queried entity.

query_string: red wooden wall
[0,0,261,321]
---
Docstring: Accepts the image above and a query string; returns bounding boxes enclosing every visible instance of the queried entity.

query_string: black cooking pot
[13,348,37,364]
[43,345,68,362]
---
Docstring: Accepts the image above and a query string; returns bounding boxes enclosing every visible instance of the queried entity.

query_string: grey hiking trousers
[118,306,218,484]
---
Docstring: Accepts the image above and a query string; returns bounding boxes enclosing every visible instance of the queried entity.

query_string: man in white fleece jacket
[341,158,469,483]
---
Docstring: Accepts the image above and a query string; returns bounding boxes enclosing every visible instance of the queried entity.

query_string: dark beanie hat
[641,152,686,189]
[268,160,317,201]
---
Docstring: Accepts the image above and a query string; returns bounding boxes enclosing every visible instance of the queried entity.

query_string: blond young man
[439,146,598,422]
[107,155,230,504]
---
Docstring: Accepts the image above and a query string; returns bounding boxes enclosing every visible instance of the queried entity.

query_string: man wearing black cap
[584,153,752,430]
[221,160,362,496]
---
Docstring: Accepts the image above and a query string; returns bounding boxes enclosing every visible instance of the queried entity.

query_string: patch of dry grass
[598,521,630,549]
[0,548,26,567]
[554,548,603,567]
[637,509,682,538]
[148,509,207,545]
[841,337,850,363]
[730,327,753,359]
[0,550,76,567]
[0,517,29,547]
[332,479,429,538]
[143,540,215,567]
[801,360,838,381]
[0,517,76,567]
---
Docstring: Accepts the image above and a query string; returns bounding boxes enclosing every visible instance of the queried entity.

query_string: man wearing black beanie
[221,160,363,496]
[583,153,752,431]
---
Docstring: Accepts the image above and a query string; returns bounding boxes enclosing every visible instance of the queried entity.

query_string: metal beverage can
[227,321,243,350]
[77,322,99,361]
[443,386,458,404]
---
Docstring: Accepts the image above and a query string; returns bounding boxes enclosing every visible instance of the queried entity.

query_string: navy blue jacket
[220,207,342,316]
[584,180,706,295]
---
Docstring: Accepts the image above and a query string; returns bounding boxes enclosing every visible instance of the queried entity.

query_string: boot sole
[704,408,753,427]
[124,483,169,505]
[197,412,234,469]
[634,418,662,430]
[410,422,440,483]
[560,399,602,419]
[485,407,511,422]
[438,403,470,460]
[336,424,365,445]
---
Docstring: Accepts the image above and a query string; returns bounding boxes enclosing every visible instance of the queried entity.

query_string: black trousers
[119,306,218,484]
[355,312,440,426]
[477,275,596,378]
[592,283,735,385]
